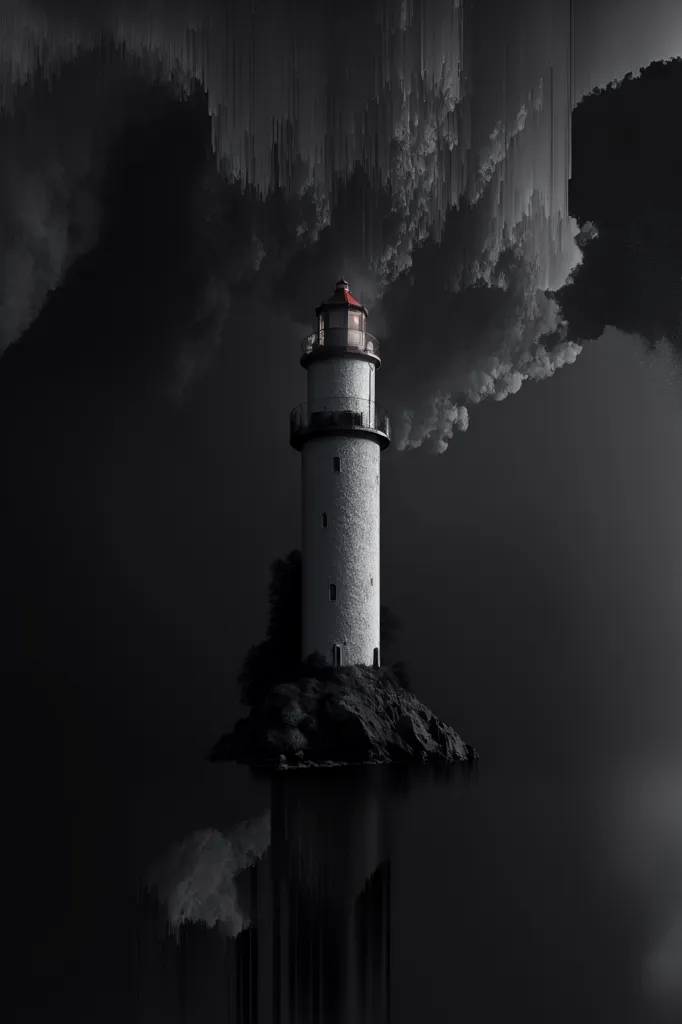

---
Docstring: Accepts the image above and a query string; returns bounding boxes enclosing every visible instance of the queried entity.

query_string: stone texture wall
[307,356,375,408]
[301,433,380,666]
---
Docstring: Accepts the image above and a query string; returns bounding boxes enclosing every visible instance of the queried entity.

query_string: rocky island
[209,662,476,769]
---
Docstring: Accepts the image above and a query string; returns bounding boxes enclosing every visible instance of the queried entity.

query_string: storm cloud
[6,17,678,451]
[555,58,682,354]
[0,0,584,445]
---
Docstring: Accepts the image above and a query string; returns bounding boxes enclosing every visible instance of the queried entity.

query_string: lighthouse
[290,279,391,669]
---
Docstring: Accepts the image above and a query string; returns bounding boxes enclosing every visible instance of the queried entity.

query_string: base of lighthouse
[302,434,380,667]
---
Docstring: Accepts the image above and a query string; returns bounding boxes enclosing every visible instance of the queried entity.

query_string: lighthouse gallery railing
[301,327,380,357]
[290,397,391,447]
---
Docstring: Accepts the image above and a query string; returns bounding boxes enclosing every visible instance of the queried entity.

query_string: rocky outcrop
[209,665,477,769]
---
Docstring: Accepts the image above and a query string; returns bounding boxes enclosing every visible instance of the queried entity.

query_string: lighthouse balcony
[301,327,380,368]
[290,398,391,450]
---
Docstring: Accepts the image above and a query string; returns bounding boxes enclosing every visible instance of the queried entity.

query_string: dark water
[20,744,681,1024]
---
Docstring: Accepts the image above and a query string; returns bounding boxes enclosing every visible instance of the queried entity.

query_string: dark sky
[0,0,679,831]
[1,68,675,770]
[1,29,679,768]
[1,5,681,1019]
[573,0,682,97]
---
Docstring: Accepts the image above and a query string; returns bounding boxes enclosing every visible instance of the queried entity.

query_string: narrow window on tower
[373,647,380,668]
[332,644,342,667]
[329,583,337,601]
[321,512,328,528]
[333,456,340,472]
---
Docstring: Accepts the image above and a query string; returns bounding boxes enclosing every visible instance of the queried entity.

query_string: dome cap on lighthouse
[315,278,368,318]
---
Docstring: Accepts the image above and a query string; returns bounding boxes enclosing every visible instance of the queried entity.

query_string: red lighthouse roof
[315,278,368,318]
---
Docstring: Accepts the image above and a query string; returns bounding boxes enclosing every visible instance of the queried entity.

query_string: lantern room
[315,277,368,334]
[301,278,379,367]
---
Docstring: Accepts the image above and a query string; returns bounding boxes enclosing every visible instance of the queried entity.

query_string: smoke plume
[382,225,583,451]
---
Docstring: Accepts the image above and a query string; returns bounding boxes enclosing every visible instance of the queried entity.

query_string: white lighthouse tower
[290,279,391,668]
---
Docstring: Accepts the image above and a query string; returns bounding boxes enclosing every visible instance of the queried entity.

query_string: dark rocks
[209,665,477,769]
